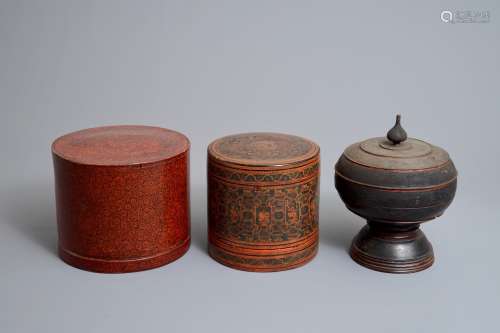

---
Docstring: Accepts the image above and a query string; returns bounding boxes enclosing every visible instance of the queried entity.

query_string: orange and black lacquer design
[52,126,190,273]
[207,133,320,272]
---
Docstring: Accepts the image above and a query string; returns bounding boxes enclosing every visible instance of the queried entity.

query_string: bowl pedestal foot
[350,221,434,274]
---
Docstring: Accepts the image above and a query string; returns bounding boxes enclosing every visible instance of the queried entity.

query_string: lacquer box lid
[208,132,319,169]
[52,125,190,166]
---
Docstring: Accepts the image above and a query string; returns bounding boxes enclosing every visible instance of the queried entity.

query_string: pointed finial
[387,114,407,144]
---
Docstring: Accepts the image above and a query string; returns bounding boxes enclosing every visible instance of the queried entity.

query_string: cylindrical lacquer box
[207,133,320,272]
[52,125,190,273]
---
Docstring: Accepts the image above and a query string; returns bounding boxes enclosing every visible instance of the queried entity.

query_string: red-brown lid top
[208,132,319,168]
[52,125,190,166]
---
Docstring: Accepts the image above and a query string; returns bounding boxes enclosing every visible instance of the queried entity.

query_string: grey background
[1,1,499,332]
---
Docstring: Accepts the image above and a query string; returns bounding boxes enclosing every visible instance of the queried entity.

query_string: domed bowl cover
[336,115,457,191]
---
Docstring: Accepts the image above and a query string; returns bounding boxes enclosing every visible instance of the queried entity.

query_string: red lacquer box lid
[52,125,189,166]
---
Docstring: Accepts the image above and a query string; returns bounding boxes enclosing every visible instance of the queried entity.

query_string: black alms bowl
[334,115,457,273]
[335,154,457,223]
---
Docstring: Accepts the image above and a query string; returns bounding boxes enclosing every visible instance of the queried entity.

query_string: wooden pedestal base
[350,221,434,274]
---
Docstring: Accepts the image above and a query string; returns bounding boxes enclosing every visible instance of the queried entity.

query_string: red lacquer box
[52,125,190,273]
[207,133,320,272]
